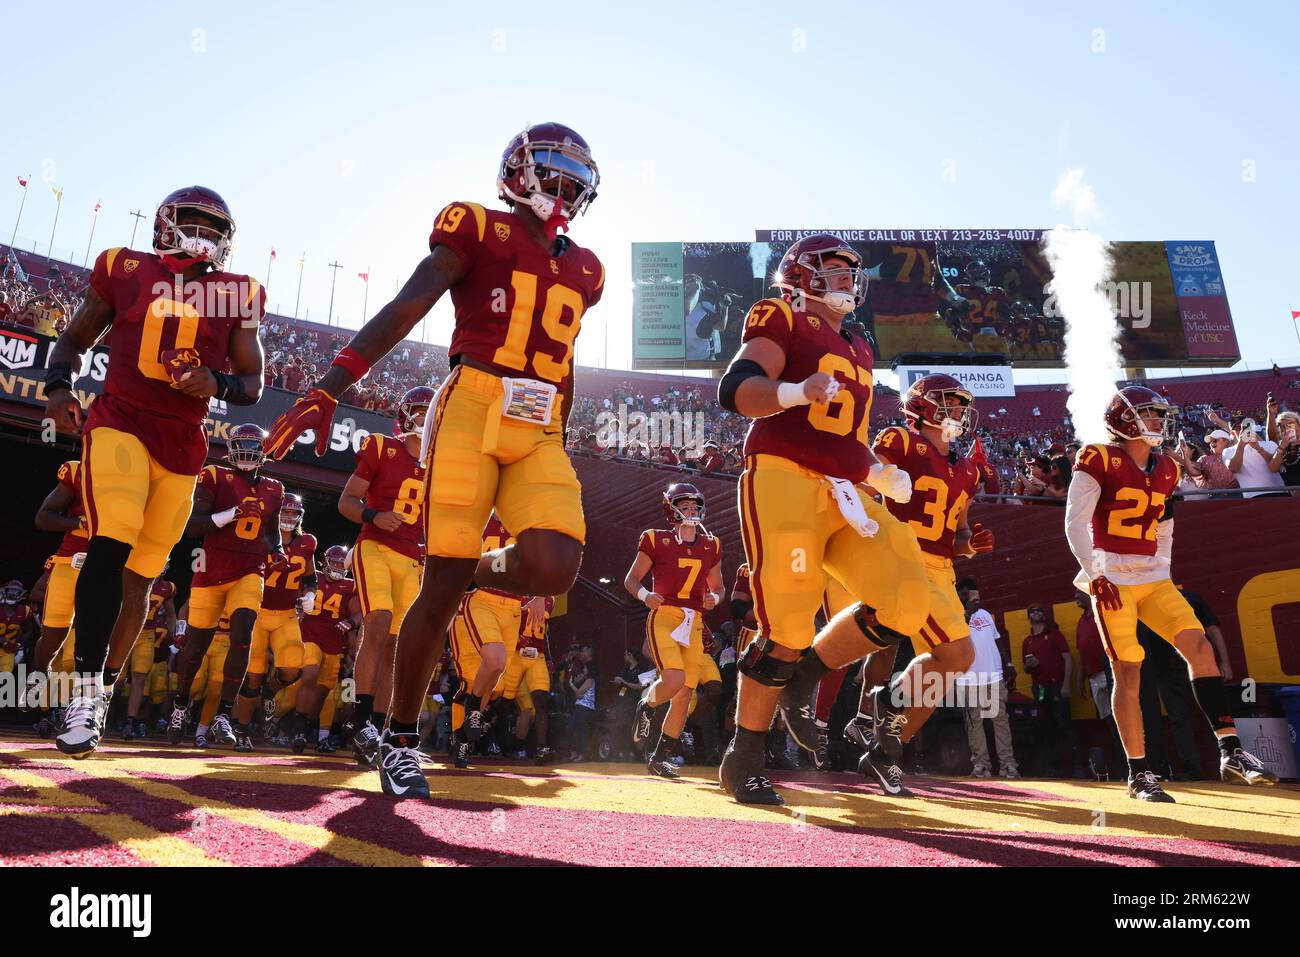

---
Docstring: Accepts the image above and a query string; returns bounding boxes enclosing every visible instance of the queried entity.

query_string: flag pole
[362,265,370,320]
[84,203,101,267]
[294,253,305,319]
[48,188,63,258]
[326,260,343,326]
[10,176,30,248]
[266,251,274,290]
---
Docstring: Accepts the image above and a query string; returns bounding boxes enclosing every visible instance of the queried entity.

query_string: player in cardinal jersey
[828,375,993,793]
[623,484,724,778]
[341,389,428,767]
[123,577,176,740]
[499,594,555,763]
[287,546,361,755]
[0,581,33,678]
[446,514,536,769]
[952,261,1010,352]
[262,123,602,799]
[1065,386,1276,801]
[240,494,316,736]
[44,186,264,757]
[168,425,284,752]
[716,234,930,805]
[29,460,89,694]
[862,239,966,356]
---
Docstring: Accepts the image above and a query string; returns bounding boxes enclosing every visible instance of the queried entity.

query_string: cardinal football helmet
[280,493,305,535]
[497,123,599,227]
[154,186,235,270]
[1103,386,1176,447]
[902,373,978,442]
[396,386,435,438]
[323,545,350,581]
[226,423,268,471]
[1,580,24,604]
[774,234,868,315]
[663,482,705,527]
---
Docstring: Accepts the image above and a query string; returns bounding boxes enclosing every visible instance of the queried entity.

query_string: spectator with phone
[1223,415,1287,497]
[1264,393,1300,490]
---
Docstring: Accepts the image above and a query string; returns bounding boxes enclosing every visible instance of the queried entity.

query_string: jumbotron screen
[630,229,1238,371]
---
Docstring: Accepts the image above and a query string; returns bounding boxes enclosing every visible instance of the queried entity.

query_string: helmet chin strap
[939,418,965,442]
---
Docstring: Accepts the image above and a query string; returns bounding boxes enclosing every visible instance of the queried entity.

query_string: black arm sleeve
[718,359,766,414]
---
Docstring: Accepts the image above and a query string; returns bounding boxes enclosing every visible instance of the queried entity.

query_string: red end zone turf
[1,737,1296,867]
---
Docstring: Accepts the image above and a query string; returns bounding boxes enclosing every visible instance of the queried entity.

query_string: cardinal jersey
[192,465,284,586]
[1074,444,1180,557]
[428,201,604,411]
[0,603,29,652]
[864,241,941,317]
[873,426,980,560]
[518,596,554,652]
[637,529,722,612]
[479,515,524,600]
[146,580,175,628]
[741,298,876,482]
[53,460,88,559]
[86,248,266,476]
[954,283,1010,336]
[301,576,356,655]
[262,532,318,611]
[354,434,426,561]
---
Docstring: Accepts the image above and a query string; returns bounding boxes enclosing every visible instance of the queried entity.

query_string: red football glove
[266,550,290,572]
[1090,575,1123,612]
[263,387,338,460]
[234,500,262,520]
[969,522,995,553]
[160,348,202,386]
[336,619,353,633]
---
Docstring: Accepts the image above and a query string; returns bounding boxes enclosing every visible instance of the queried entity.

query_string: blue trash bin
[1277,687,1300,777]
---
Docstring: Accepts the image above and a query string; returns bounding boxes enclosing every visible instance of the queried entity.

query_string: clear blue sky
[5,1,1298,382]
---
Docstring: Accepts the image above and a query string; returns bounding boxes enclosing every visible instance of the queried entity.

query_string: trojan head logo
[494,222,511,243]
[124,259,139,273]
[806,314,821,330]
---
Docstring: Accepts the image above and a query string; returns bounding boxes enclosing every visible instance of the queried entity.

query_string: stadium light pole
[326,260,343,326]
[10,176,30,248]
[295,253,305,319]
[83,202,101,267]
[128,209,146,249]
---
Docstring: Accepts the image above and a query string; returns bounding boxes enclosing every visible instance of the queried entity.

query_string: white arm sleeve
[1155,518,1174,565]
[1064,471,1103,580]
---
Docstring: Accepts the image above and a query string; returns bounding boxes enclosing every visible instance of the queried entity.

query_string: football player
[340,388,429,767]
[446,515,529,769]
[44,186,265,757]
[262,124,603,798]
[240,494,316,736]
[1065,386,1277,801]
[24,564,77,727]
[953,261,1010,350]
[500,594,555,763]
[188,612,232,749]
[168,425,285,751]
[862,240,965,355]
[624,483,724,778]
[716,234,930,805]
[288,546,360,754]
[123,576,176,740]
[0,581,32,677]
[29,460,89,694]
[831,374,993,794]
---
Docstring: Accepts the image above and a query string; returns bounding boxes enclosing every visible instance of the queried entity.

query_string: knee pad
[852,604,906,650]
[238,680,261,699]
[737,635,799,687]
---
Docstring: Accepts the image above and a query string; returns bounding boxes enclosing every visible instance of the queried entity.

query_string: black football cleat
[233,729,254,753]
[720,739,784,806]
[166,705,188,745]
[776,676,821,754]
[315,738,337,754]
[631,693,655,746]
[647,757,680,779]
[843,714,875,751]
[534,745,556,766]
[378,732,430,800]
[453,738,472,770]
[291,732,307,755]
[1220,748,1278,786]
[194,732,209,749]
[859,746,910,796]
[812,726,830,772]
[1127,771,1176,803]
[869,685,909,759]
[208,713,237,748]
[351,722,380,768]
[463,709,485,744]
